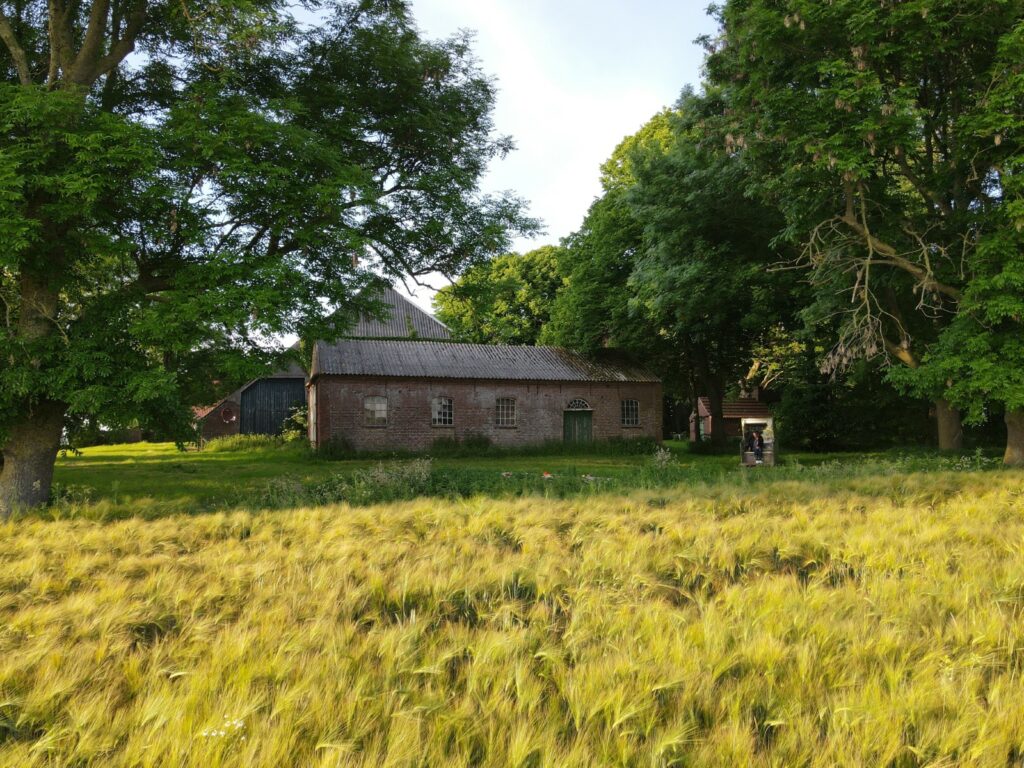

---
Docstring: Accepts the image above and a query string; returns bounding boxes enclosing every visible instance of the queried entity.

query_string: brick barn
[307,339,662,451]
[195,287,449,442]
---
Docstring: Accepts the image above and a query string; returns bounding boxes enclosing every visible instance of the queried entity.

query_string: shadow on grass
[38,441,1011,523]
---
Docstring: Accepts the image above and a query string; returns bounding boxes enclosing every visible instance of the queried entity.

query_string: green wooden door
[563,410,593,443]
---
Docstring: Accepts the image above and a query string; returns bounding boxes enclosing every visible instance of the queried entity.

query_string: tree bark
[935,398,963,452]
[1,268,65,518]
[1005,409,1024,468]
[0,400,66,518]
[706,386,727,448]
[691,348,727,449]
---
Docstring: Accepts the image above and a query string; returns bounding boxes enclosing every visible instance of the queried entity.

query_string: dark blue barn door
[240,378,306,435]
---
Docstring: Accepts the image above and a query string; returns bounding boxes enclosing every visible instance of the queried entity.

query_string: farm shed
[689,396,772,442]
[194,364,307,442]
[307,339,662,452]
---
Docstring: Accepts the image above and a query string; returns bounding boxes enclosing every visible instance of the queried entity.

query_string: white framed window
[364,396,388,427]
[431,396,454,426]
[495,397,517,427]
[566,398,591,410]
[621,399,640,427]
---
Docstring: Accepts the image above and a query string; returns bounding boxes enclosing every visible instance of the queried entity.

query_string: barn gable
[344,287,451,340]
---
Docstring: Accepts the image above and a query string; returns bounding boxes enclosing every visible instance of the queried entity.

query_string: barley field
[3,448,1024,766]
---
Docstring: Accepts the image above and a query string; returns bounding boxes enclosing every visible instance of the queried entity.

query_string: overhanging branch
[0,10,32,84]
[837,212,963,301]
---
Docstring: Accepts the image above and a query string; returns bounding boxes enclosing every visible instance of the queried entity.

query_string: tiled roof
[192,403,222,421]
[697,397,771,419]
[312,339,660,383]
[345,287,451,340]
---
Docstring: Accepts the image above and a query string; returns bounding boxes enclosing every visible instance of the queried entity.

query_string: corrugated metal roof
[697,397,771,419]
[345,287,451,340]
[312,339,660,383]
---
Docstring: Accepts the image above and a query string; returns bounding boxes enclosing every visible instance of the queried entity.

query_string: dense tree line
[438,0,1024,463]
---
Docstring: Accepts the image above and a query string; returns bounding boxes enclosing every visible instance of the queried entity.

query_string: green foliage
[0,1,535,510]
[543,94,798,445]
[901,21,1024,424]
[203,434,287,453]
[627,90,800,415]
[329,435,662,461]
[706,0,1024,457]
[775,354,935,451]
[540,189,651,356]
[433,246,564,344]
[279,405,308,444]
[540,114,673,360]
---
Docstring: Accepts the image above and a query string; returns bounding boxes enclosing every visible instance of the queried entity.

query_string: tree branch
[0,9,32,84]
[47,0,76,86]
[882,334,919,369]
[837,211,963,301]
[89,0,147,83]
[70,0,111,83]
[892,151,953,217]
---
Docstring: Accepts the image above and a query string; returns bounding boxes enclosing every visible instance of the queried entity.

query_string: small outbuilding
[194,363,307,442]
[689,396,772,442]
[308,339,662,451]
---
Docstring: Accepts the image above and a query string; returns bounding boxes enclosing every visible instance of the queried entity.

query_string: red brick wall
[311,376,662,451]
[199,400,241,442]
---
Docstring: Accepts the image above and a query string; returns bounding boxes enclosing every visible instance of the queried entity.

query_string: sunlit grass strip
[2,470,1024,766]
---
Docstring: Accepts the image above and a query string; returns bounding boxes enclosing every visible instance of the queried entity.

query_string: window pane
[364,396,388,426]
[621,399,639,426]
[496,397,516,427]
[432,396,453,426]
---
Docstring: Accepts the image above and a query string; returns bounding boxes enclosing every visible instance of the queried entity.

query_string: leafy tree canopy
[540,113,672,359]
[0,0,535,513]
[705,0,1024,456]
[626,88,799,443]
[433,245,564,345]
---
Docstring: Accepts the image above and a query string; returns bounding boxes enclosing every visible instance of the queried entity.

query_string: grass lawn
[2,443,1020,766]
[50,440,890,519]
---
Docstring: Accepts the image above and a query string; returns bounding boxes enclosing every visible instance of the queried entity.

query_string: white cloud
[395,1,719,310]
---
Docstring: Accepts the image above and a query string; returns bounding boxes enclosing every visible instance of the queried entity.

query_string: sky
[397,0,720,310]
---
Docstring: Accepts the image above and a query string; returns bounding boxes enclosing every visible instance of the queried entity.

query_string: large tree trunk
[1005,409,1024,468]
[935,398,963,452]
[691,348,728,449]
[1,269,65,519]
[706,386,727,448]
[0,400,66,518]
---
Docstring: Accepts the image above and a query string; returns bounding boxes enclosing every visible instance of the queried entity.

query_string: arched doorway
[563,399,593,444]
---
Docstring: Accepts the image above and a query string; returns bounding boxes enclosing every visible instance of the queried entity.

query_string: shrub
[318,435,660,462]
[280,406,308,444]
[651,445,675,469]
